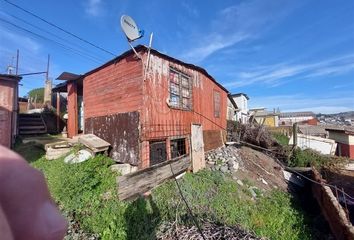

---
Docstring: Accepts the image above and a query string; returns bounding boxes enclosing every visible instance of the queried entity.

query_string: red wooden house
[56,45,228,169]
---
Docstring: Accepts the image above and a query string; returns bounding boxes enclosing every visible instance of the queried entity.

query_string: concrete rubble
[205,145,243,174]
[110,163,138,175]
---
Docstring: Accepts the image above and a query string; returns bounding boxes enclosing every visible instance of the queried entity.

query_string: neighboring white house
[279,111,315,126]
[231,93,249,124]
[226,94,238,121]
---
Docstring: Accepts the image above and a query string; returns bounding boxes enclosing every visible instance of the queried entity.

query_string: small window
[149,141,167,166]
[213,90,221,118]
[169,68,192,110]
[170,138,186,159]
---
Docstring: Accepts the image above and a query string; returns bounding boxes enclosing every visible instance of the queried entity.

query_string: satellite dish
[120,15,143,41]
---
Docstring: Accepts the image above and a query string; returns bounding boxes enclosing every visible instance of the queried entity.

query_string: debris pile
[205,146,242,173]
[157,221,264,240]
[239,124,277,149]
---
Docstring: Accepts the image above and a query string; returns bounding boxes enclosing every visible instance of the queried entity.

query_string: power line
[2,0,116,57]
[168,161,207,240]
[0,18,103,64]
[2,12,107,63]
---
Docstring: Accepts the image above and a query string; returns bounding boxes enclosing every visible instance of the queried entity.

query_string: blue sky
[0,0,353,113]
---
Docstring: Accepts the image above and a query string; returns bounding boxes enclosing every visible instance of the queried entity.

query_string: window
[149,140,167,166]
[170,138,186,159]
[213,90,220,118]
[169,68,192,110]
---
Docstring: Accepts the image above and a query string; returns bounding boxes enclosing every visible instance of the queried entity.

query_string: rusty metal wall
[141,52,228,140]
[0,77,17,148]
[85,111,140,165]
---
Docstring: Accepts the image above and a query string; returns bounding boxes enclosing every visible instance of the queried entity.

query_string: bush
[288,148,343,168]
[32,155,127,239]
[272,133,289,146]
[153,170,312,240]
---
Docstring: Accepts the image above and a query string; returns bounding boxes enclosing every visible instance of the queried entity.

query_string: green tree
[27,88,44,103]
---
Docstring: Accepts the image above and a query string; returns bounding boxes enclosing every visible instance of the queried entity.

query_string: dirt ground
[233,146,288,191]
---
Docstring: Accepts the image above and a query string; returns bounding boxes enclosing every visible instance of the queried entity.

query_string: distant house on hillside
[249,108,279,127]
[230,93,249,123]
[326,126,354,159]
[279,111,316,126]
[54,45,229,169]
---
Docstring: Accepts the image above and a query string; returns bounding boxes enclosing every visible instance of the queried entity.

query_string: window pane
[170,71,179,84]
[181,76,189,87]
[181,88,190,98]
[170,83,180,95]
[214,91,220,118]
[170,94,180,106]
[182,98,191,109]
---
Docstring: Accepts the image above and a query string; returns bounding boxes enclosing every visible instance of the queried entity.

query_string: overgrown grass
[153,170,312,240]
[288,148,345,168]
[14,142,313,240]
[272,133,289,146]
[14,141,45,163]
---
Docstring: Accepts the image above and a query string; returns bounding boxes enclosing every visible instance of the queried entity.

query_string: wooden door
[191,124,205,172]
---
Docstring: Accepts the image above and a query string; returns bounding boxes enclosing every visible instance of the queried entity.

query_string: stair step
[19,130,47,135]
[19,125,46,130]
[20,121,43,125]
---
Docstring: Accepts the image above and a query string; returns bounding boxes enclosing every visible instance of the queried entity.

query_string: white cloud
[250,94,354,114]
[224,54,354,88]
[85,0,104,17]
[180,0,296,63]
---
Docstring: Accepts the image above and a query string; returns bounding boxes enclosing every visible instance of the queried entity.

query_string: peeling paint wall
[85,111,140,165]
[142,52,227,139]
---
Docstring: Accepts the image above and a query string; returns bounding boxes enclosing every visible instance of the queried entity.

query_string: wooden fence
[312,169,354,240]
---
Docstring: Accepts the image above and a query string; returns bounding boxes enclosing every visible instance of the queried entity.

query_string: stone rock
[233,162,239,171]
[46,147,71,160]
[237,180,244,186]
[249,188,257,198]
[261,178,268,185]
[220,166,228,173]
[227,160,234,168]
[110,163,136,175]
[64,149,93,164]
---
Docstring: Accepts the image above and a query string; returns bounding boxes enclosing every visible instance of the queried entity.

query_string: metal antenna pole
[46,54,50,80]
[16,49,19,75]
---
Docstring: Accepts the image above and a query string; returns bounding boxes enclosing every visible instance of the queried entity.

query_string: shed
[0,74,22,148]
[57,45,229,169]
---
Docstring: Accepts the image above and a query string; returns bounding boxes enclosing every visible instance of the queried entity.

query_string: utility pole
[44,54,52,106]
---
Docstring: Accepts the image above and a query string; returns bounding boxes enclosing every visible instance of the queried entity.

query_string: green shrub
[288,148,337,168]
[32,155,127,239]
[272,133,289,146]
[153,170,312,240]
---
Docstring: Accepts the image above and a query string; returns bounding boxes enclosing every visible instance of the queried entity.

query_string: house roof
[227,94,238,109]
[55,45,229,93]
[231,93,249,100]
[279,111,315,118]
[0,74,22,82]
[325,126,354,135]
[298,125,327,136]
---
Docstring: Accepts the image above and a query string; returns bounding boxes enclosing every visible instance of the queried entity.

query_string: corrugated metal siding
[84,57,144,119]
[0,78,17,148]
[141,53,227,140]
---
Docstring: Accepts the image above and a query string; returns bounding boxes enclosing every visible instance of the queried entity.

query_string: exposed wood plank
[117,156,191,200]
